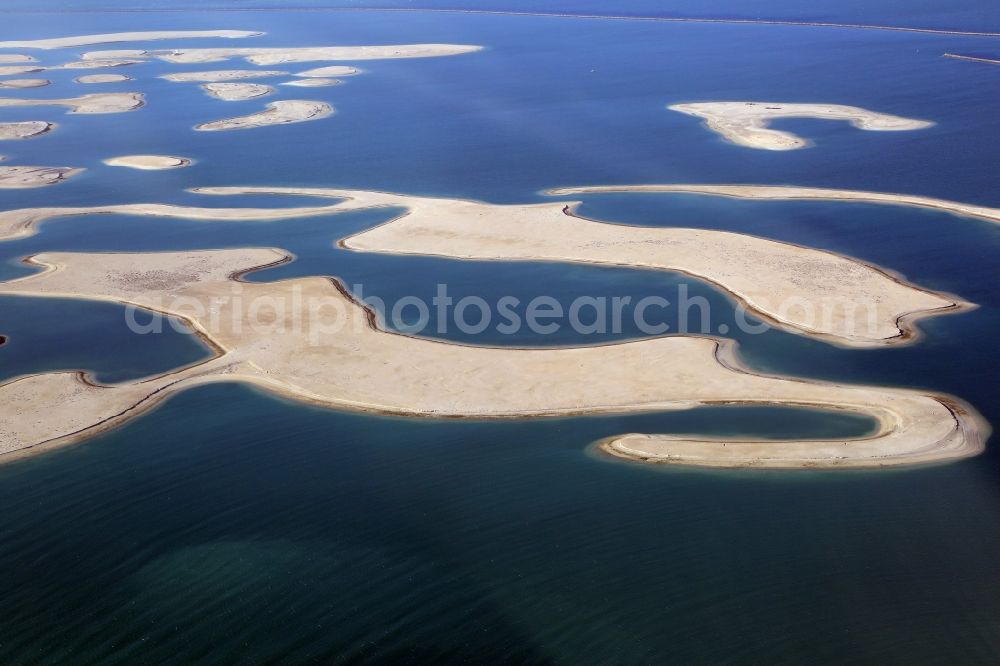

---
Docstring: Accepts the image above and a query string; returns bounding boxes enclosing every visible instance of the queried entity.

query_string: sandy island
[195,100,332,131]
[56,59,144,70]
[201,82,274,101]
[282,78,340,87]
[0,121,54,140]
[0,30,262,50]
[193,186,965,349]
[549,184,1000,228]
[0,79,50,89]
[669,102,933,150]
[295,65,361,78]
[0,166,82,188]
[75,74,131,84]
[0,93,144,114]
[0,65,44,76]
[0,248,986,468]
[82,44,483,65]
[103,155,192,170]
[0,55,35,64]
[162,70,287,83]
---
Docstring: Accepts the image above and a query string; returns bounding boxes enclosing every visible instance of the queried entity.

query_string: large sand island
[81,44,483,65]
[161,70,287,82]
[195,100,332,130]
[0,93,144,114]
[0,79,50,89]
[201,82,274,101]
[0,121,53,140]
[548,184,1000,227]
[75,74,131,84]
[0,248,986,468]
[668,102,933,150]
[103,155,191,170]
[0,30,262,50]
[194,186,965,348]
[0,166,82,188]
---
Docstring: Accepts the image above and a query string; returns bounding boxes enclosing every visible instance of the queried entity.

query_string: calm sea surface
[0,3,999,662]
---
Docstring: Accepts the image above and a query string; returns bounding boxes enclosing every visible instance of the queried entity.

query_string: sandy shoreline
[75,74,131,84]
[548,184,1000,227]
[162,70,287,83]
[195,100,332,131]
[0,79,50,89]
[82,44,483,65]
[943,53,1000,65]
[0,121,53,140]
[0,248,986,468]
[201,82,274,101]
[0,93,144,114]
[0,166,82,188]
[669,102,933,150]
[103,155,192,170]
[0,30,262,50]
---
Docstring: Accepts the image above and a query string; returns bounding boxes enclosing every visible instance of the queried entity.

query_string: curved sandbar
[196,186,965,348]
[195,100,332,131]
[82,44,483,65]
[0,30,262,50]
[295,65,361,78]
[162,70,287,83]
[0,249,986,467]
[282,78,340,87]
[548,184,1000,228]
[0,79,49,89]
[0,167,81,188]
[103,155,191,170]
[0,199,355,241]
[201,82,274,101]
[669,102,933,150]
[0,93,144,114]
[943,53,1000,65]
[75,74,131,84]
[0,121,53,140]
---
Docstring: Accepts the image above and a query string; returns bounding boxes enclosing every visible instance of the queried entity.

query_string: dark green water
[1,3,999,663]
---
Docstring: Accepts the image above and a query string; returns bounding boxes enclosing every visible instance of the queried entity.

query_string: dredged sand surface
[549,184,1000,227]
[162,70,287,83]
[0,65,44,76]
[669,102,933,150]
[195,100,332,130]
[282,78,340,87]
[0,248,986,468]
[0,93,143,114]
[295,65,361,77]
[194,186,963,348]
[0,79,50,89]
[103,155,192,170]
[0,166,82,188]
[0,30,262,49]
[82,44,483,65]
[75,74,131,84]
[201,82,274,101]
[0,121,53,140]
[0,55,35,64]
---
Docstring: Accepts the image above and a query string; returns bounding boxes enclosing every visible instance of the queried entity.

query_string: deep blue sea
[1,3,999,663]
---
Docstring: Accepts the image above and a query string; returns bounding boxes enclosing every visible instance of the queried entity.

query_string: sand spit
[0,55,35,64]
[0,65,44,76]
[550,184,1000,228]
[103,155,191,170]
[0,79,50,89]
[0,167,81,188]
[669,102,933,150]
[943,53,1000,65]
[162,70,287,83]
[0,248,986,467]
[0,30,262,50]
[0,93,144,114]
[75,74,131,84]
[82,44,484,65]
[0,199,355,241]
[201,82,274,101]
[295,65,361,78]
[189,186,961,348]
[0,121,53,140]
[195,100,332,131]
[282,78,340,87]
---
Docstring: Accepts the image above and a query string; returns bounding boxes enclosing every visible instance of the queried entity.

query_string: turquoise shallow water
[1,4,999,663]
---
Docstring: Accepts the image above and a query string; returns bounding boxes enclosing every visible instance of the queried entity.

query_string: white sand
[103,155,192,170]
[549,184,1000,227]
[195,100,332,131]
[0,92,143,114]
[56,59,144,69]
[943,53,1000,65]
[0,166,81,188]
[0,30,262,50]
[669,102,933,150]
[281,78,340,87]
[295,65,361,78]
[0,65,44,76]
[0,121,53,140]
[0,55,35,63]
[75,74,131,84]
[82,44,483,65]
[161,70,287,83]
[0,79,50,89]
[0,248,985,467]
[200,82,274,101]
